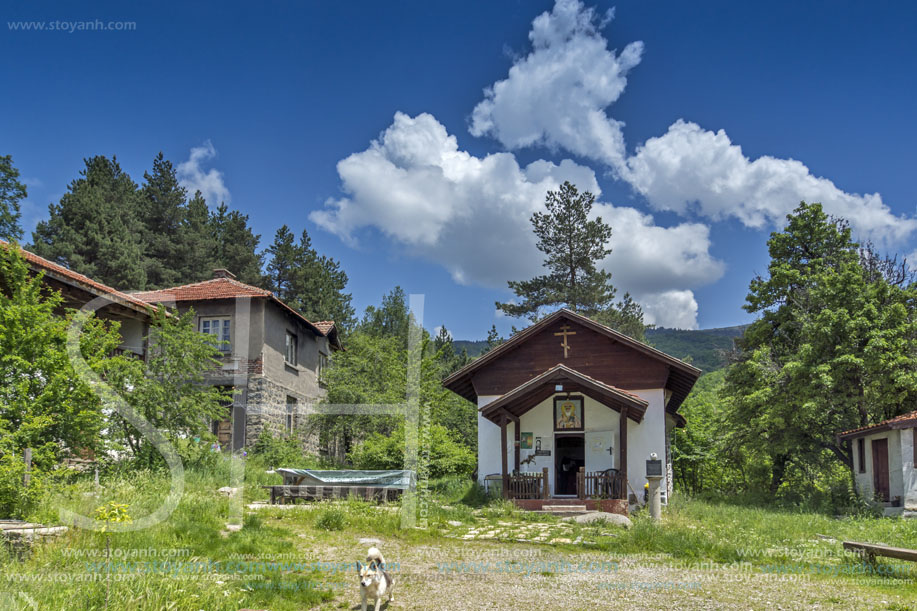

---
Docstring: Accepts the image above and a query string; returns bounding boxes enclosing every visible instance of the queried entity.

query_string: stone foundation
[243,376,320,455]
[512,498,628,515]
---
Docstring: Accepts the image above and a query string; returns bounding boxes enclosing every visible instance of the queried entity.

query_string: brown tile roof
[837,411,917,440]
[133,277,342,349]
[132,277,272,302]
[313,321,336,336]
[1,240,154,315]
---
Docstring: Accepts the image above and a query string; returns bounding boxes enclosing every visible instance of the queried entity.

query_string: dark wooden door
[872,438,890,502]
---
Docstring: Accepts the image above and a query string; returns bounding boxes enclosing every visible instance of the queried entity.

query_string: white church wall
[478,389,668,497]
[628,389,668,498]
[477,395,501,484]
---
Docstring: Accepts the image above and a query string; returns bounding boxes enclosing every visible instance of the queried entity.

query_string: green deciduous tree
[0,245,132,515]
[0,154,27,241]
[108,307,232,466]
[0,245,122,463]
[348,422,475,478]
[724,202,917,499]
[313,288,476,462]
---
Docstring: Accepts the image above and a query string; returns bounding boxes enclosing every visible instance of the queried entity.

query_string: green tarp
[276,469,415,489]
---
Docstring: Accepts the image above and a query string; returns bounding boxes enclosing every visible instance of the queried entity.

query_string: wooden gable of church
[470,317,669,397]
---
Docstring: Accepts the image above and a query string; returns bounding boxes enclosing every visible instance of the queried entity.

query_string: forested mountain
[645,325,746,372]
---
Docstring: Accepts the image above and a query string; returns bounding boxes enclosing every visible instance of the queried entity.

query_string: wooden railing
[576,467,627,500]
[504,467,549,500]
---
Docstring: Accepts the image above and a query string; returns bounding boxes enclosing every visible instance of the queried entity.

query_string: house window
[318,352,329,383]
[286,395,297,434]
[285,331,298,366]
[200,317,231,352]
[857,438,866,473]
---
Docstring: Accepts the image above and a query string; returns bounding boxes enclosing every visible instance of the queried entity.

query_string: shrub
[314,506,346,531]
[0,453,56,518]
[250,430,317,469]
[348,422,475,479]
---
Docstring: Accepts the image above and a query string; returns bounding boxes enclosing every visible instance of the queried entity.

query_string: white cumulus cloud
[177,140,231,206]
[469,0,641,171]
[639,290,700,330]
[311,112,723,328]
[470,0,917,245]
[625,120,917,244]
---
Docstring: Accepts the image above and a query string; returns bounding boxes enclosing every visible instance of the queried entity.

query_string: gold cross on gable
[554,324,576,358]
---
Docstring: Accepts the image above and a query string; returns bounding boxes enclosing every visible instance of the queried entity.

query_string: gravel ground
[303,537,916,610]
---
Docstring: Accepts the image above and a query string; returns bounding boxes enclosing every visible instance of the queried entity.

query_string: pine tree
[263,226,355,331]
[497,181,615,318]
[496,181,646,336]
[179,191,217,283]
[209,202,263,286]
[31,156,147,289]
[0,155,27,242]
[264,225,299,300]
[139,153,188,288]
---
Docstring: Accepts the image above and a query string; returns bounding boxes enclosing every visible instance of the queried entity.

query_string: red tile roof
[1,240,154,315]
[313,321,336,336]
[837,411,917,439]
[132,277,272,302]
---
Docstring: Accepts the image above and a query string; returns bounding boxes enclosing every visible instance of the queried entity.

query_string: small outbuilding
[837,411,917,517]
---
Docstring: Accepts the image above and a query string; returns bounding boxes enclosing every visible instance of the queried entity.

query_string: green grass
[2,460,916,609]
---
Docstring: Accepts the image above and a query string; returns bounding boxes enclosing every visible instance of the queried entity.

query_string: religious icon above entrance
[554,396,584,431]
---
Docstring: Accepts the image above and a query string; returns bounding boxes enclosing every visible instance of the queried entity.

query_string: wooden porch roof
[479,363,648,425]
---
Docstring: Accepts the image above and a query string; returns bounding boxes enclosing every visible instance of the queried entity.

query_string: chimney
[213,268,237,280]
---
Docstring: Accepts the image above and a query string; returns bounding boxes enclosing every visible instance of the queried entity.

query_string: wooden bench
[843,541,917,563]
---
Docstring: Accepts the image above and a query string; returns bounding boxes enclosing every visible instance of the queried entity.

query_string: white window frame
[286,396,297,434]
[200,317,231,352]
[285,331,298,366]
[318,351,329,383]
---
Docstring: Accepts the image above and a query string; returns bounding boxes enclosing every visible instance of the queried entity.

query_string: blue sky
[3,0,916,339]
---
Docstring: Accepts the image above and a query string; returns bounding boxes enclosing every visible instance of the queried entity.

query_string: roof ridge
[133,276,271,297]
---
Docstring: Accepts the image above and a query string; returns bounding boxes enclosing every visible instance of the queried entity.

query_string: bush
[314,506,346,531]
[250,430,317,469]
[0,453,55,518]
[348,422,475,479]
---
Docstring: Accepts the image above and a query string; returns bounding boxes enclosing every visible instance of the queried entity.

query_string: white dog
[358,546,394,611]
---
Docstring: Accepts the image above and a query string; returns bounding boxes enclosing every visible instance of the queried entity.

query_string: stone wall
[244,375,320,455]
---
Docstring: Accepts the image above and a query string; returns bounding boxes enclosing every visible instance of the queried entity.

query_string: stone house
[133,269,342,451]
[838,411,917,517]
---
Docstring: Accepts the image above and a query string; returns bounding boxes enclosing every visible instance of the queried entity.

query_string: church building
[443,309,700,513]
